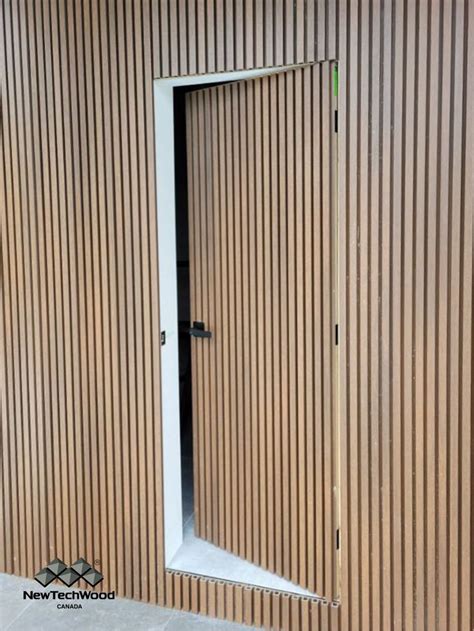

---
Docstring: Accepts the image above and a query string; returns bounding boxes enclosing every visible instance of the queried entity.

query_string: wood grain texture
[1,2,472,630]
[186,62,339,600]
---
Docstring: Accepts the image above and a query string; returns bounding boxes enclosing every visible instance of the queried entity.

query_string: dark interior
[173,83,224,525]
[173,85,192,524]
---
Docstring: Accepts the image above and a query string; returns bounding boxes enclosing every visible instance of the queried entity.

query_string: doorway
[155,62,339,600]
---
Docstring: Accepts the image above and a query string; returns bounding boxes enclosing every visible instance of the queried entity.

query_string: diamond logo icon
[34,557,104,589]
[46,558,67,576]
[34,567,56,587]
[70,558,92,577]
[82,569,103,587]
[58,568,81,586]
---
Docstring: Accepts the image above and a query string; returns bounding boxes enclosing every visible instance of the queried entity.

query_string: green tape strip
[333,66,339,97]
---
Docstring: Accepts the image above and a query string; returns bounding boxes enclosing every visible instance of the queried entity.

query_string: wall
[0,2,472,630]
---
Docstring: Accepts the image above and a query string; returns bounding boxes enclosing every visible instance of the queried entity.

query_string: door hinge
[161,331,166,346]
[336,528,340,550]
[335,324,339,346]
[334,110,338,133]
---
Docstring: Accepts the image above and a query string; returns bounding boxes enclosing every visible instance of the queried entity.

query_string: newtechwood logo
[23,558,115,610]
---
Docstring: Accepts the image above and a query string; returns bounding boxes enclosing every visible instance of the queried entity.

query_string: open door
[185,62,339,599]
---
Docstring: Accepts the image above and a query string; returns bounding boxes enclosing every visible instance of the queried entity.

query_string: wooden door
[186,62,339,599]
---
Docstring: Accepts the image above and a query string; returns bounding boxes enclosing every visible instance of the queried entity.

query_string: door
[185,62,339,599]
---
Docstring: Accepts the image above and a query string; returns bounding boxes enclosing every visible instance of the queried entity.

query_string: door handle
[189,321,212,339]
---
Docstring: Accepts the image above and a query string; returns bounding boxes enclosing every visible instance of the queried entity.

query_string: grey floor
[0,573,255,631]
[169,456,316,597]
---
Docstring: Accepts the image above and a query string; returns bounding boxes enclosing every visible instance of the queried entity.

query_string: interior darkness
[174,85,192,520]
[173,83,223,524]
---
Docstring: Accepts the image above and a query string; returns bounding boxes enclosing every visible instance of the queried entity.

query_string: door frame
[153,63,336,569]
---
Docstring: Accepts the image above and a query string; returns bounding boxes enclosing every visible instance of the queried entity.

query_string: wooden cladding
[186,62,339,599]
[152,0,338,78]
[338,3,472,630]
[0,0,164,603]
[1,2,473,631]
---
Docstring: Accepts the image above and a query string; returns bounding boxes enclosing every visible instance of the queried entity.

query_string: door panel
[186,62,339,599]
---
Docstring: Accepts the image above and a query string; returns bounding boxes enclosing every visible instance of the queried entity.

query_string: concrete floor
[0,573,255,631]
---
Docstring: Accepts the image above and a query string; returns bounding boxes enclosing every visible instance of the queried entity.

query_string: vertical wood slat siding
[335,4,473,631]
[151,0,339,78]
[1,2,472,631]
[0,0,164,602]
[186,62,338,600]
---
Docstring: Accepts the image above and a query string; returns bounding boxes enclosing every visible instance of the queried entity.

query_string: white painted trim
[154,64,303,566]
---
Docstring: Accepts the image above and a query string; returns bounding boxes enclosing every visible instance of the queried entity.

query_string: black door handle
[189,321,212,339]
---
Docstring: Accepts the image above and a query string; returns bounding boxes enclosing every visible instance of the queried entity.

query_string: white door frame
[154,64,302,565]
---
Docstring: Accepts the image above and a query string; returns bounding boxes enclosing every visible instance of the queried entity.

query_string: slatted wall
[1,2,472,631]
[0,0,164,603]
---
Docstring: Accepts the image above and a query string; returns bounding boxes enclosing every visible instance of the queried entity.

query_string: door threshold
[167,514,319,598]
